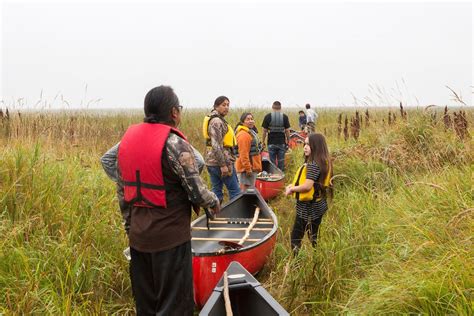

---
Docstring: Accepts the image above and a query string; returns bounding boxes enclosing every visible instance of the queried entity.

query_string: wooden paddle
[238,207,260,245]
[223,272,233,315]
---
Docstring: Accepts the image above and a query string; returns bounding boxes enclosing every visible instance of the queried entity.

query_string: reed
[0,106,472,314]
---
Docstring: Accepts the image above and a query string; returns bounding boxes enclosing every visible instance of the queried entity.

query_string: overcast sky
[1,0,472,109]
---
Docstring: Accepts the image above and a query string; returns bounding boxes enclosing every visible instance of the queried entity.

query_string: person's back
[261,101,290,171]
[305,103,317,132]
[298,111,307,130]
[101,85,219,315]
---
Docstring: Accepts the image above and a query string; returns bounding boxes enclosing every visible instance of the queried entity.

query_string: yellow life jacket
[202,114,237,149]
[291,162,331,202]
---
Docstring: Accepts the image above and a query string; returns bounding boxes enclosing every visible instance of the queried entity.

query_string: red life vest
[118,123,187,208]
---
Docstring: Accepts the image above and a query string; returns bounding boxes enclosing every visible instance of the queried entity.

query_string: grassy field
[0,106,472,315]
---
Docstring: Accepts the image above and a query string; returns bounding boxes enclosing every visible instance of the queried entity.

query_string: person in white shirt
[305,103,318,133]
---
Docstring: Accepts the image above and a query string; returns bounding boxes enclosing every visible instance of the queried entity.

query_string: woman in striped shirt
[285,133,332,253]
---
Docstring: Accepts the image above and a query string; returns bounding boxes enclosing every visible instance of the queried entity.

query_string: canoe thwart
[192,237,260,242]
[192,227,272,231]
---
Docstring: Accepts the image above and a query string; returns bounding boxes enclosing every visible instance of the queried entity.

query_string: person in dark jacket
[298,110,307,130]
[101,85,220,316]
[261,101,291,172]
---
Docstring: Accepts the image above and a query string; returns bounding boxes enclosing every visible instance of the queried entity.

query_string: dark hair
[234,112,253,131]
[305,133,332,188]
[272,101,281,110]
[214,96,229,109]
[143,86,180,124]
[298,110,305,115]
[305,103,311,109]
[239,112,253,123]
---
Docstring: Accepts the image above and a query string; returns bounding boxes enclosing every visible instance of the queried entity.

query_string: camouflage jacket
[204,110,235,167]
[101,133,218,233]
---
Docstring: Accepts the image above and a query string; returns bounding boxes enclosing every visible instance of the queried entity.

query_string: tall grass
[0,107,472,314]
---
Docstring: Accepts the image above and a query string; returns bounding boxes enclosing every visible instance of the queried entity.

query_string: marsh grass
[0,107,472,314]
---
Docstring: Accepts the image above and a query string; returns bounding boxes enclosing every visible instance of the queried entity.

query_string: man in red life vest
[101,85,220,315]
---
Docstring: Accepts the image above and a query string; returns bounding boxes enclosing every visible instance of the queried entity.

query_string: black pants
[130,241,194,316]
[290,215,323,252]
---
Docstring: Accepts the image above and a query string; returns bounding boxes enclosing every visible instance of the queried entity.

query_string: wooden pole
[223,272,233,316]
[238,207,260,245]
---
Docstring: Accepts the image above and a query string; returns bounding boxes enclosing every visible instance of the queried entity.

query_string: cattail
[5,108,10,120]
[336,113,341,137]
[443,106,452,130]
[350,117,354,138]
[453,110,470,139]
[399,102,407,120]
[350,114,360,141]
[355,111,361,139]
[453,112,461,138]
[343,115,349,141]
[388,111,392,125]
[365,109,370,127]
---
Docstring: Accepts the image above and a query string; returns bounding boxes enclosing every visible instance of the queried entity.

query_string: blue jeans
[206,165,241,202]
[268,144,286,172]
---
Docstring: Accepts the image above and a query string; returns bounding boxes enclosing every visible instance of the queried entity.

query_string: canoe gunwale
[198,261,290,316]
[255,177,285,183]
[191,190,278,257]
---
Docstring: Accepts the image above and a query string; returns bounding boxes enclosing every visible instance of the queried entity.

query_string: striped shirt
[296,162,328,220]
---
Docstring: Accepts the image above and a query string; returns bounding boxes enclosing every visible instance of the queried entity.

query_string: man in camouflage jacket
[101,86,219,315]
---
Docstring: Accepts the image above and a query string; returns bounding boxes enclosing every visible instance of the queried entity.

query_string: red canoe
[191,190,278,309]
[288,130,306,149]
[255,157,285,200]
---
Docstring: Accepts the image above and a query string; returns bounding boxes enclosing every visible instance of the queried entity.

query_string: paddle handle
[203,208,215,220]
[223,272,233,316]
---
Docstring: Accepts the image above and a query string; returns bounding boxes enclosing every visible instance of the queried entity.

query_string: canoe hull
[191,190,277,309]
[255,178,285,200]
[193,234,276,308]
[199,261,289,316]
[255,156,285,200]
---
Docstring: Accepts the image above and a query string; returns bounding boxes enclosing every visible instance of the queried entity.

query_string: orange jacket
[235,126,262,173]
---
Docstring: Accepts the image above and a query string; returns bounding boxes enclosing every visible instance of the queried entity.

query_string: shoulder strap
[294,164,306,201]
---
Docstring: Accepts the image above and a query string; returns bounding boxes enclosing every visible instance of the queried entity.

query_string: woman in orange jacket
[235,112,263,190]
